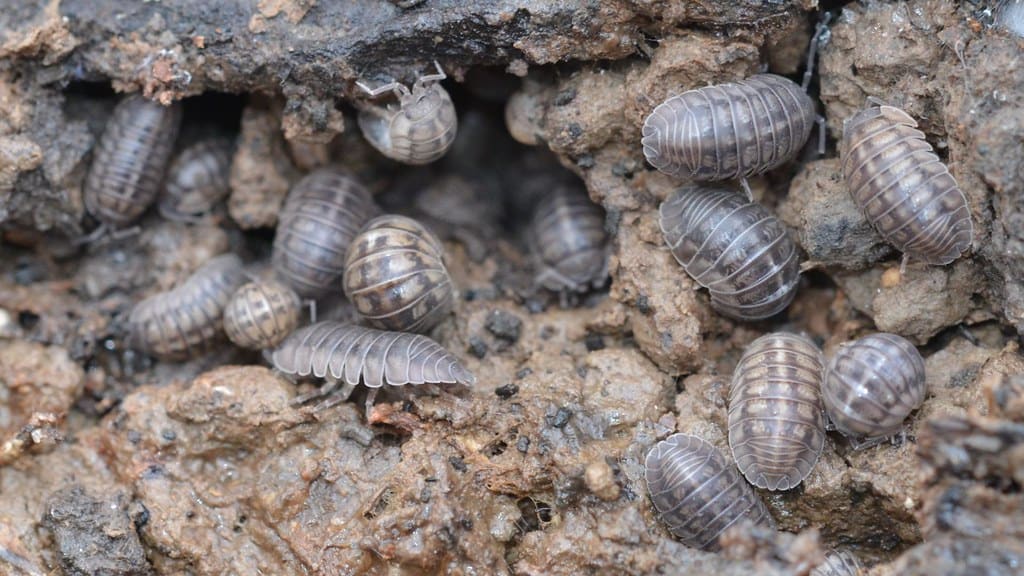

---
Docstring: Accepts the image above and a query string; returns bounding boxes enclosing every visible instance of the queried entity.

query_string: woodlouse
[645,433,774,551]
[84,95,183,228]
[343,214,454,334]
[729,332,826,491]
[823,333,926,443]
[223,279,302,350]
[128,254,247,360]
[659,184,800,320]
[841,105,973,266]
[356,61,458,165]
[272,167,378,298]
[159,137,234,221]
[528,185,609,295]
[811,549,865,576]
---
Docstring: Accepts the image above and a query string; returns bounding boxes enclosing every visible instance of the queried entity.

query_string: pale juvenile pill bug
[729,332,826,491]
[159,137,235,222]
[645,433,774,551]
[343,214,454,334]
[356,61,458,165]
[658,184,800,321]
[841,104,973,266]
[527,184,609,296]
[223,279,302,350]
[823,333,927,444]
[811,549,865,576]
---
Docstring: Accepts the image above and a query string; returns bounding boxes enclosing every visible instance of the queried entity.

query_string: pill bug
[343,214,454,334]
[128,253,247,360]
[645,433,774,551]
[356,61,458,165]
[272,167,378,298]
[84,94,183,227]
[729,332,826,491]
[659,184,800,321]
[811,549,865,576]
[841,105,973,265]
[159,137,235,221]
[823,333,927,443]
[528,185,609,294]
[223,279,302,350]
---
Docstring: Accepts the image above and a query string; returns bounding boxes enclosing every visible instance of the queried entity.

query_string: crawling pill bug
[223,279,302,350]
[841,105,973,265]
[84,94,183,227]
[659,184,800,321]
[356,61,458,165]
[729,332,826,491]
[811,549,865,576]
[128,254,247,360]
[645,433,774,551]
[159,137,235,221]
[272,167,378,298]
[343,214,454,334]
[528,185,609,294]
[823,333,927,443]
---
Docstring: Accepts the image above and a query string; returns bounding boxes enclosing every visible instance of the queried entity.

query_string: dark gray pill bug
[159,137,235,221]
[811,549,864,576]
[84,94,183,227]
[128,254,247,360]
[841,105,973,265]
[823,333,926,442]
[641,74,815,182]
[528,185,609,294]
[645,433,774,551]
[729,332,826,491]
[659,184,800,321]
[223,279,302,350]
[271,167,379,298]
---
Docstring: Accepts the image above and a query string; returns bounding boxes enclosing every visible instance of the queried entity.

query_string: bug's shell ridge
[223,279,302,350]
[358,83,458,165]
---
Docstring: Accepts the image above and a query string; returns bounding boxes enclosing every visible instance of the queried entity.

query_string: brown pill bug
[659,184,800,321]
[272,167,378,298]
[356,61,458,165]
[645,433,774,551]
[128,254,247,360]
[729,332,826,491]
[84,94,183,227]
[223,279,302,350]
[528,185,609,294]
[811,549,865,576]
[159,137,235,221]
[343,214,454,334]
[823,333,926,443]
[841,105,973,265]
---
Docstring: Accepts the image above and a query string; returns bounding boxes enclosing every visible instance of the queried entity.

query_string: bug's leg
[73,224,108,246]
[417,60,447,85]
[866,95,888,108]
[740,178,754,201]
[109,226,142,241]
[802,12,833,91]
[292,377,340,406]
[957,323,980,346]
[357,79,411,100]
[816,115,827,156]
[311,379,357,411]
[848,434,888,451]
[899,253,910,276]
[363,387,380,422]
[304,299,317,323]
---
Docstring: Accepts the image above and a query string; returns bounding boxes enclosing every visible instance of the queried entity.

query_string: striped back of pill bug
[85,95,183,226]
[271,321,476,388]
[272,167,378,298]
[343,214,454,333]
[811,549,865,576]
[823,333,927,440]
[658,184,800,320]
[358,83,458,165]
[159,137,234,221]
[641,74,815,182]
[841,105,972,265]
[645,433,774,550]
[529,185,608,293]
[128,254,247,359]
[223,279,302,350]
[729,332,826,491]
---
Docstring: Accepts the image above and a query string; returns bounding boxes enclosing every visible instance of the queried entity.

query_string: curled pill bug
[823,333,926,445]
[811,549,865,576]
[659,184,800,321]
[343,214,454,334]
[356,61,458,165]
[645,433,774,551]
[128,254,247,360]
[159,137,235,222]
[223,279,302,350]
[272,167,379,298]
[841,104,973,267]
[528,184,609,296]
[729,332,826,490]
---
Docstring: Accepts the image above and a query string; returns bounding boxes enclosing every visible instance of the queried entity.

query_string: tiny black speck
[449,456,467,472]
[468,336,489,359]
[584,334,605,351]
[549,407,572,428]
[495,383,519,399]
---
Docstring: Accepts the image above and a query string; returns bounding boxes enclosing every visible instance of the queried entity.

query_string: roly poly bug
[223,279,302,350]
[272,167,378,298]
[729,332,826,491]
[841,105,973,266]
[271,321,476,417]
[84,94,183,228]
[159,137,235,222]
[527,184,609,296]
[823,333,926,444]
[645,433,774,551]
[811,549,865,576]
[128,253,247,360]
[658,184,800,321]
[343,214,454,334]
[356,61,458,165]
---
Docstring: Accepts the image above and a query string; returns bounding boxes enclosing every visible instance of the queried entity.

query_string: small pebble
[485,309,522,342]
[495,383,519,399]
[516,436,531,453]
[449,456,467,472]
[468,336,489,359]
[584,459,620,501]
[548,407,572,428]
[584,333,605,351]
